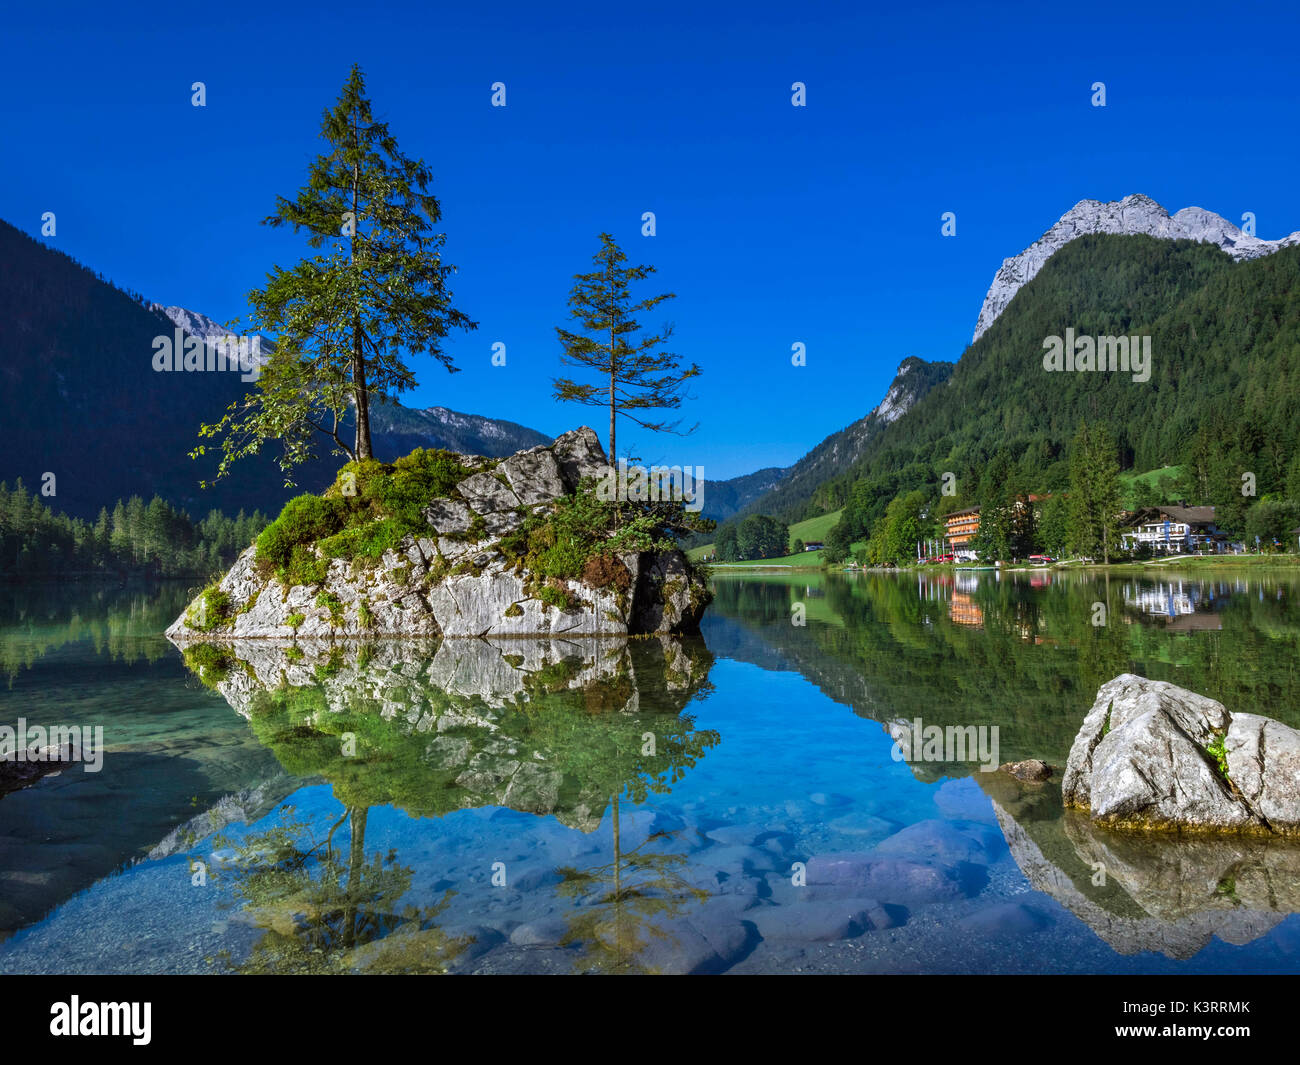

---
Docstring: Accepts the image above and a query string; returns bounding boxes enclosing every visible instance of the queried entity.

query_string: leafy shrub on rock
[255,495,346,582]
[501,482,713,589]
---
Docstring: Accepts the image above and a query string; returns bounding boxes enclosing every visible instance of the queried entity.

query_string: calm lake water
[2,568,1300,974]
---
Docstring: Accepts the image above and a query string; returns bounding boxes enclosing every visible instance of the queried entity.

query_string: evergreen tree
[1209,447,1253,539]
[553,233,700,463]
[93,508,111,566]
[109,500,130,560]
[1131,480,1161,509]
[1286,451,1300,503]
[1036,494,1069,556]
[195,64,475,483]
[1067,421,1122,563]
[0,485,266,579]
[1007,492,1037,559]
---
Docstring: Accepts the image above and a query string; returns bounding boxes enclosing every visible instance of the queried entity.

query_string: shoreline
[707,553,1300,577]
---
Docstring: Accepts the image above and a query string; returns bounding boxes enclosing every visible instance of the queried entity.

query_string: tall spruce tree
[1007,491,1037,560]
[1067,421,1122,563]
[553,233,700,462]
[194,64,475,484]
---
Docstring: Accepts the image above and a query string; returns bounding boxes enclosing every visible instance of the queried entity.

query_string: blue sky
[3,0,1299,478]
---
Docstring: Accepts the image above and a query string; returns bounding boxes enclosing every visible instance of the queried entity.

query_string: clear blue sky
[3,0,1298,478]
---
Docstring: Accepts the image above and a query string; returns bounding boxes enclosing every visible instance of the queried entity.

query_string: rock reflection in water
[176,635,720,973]
[981,771,1300,959]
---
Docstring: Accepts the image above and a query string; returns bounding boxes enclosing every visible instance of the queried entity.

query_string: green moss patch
[186,585,234,632]
[500,485,702,585]
[1205,731,1231,780]
[314,648,346,679]
[536,579,578,611]
[315,590,344,625]
[254,448,471,586]
[182,643,242,688]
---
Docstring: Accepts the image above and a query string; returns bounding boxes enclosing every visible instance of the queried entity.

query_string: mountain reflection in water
[2,570,1300,973]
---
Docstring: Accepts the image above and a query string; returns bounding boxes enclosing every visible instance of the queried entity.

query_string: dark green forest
[712,513,790,560]
[0,480,266,579]
[0,219,309,521]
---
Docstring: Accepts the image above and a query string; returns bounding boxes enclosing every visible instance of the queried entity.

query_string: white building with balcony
[1120,505,1227,554]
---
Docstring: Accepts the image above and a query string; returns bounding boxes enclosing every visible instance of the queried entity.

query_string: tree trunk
[608,312,616,463]
[350,149,372,462]
[343,805,368,949]
[353,316,372,461]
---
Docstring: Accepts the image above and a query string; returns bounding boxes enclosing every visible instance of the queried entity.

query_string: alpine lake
[2,566,1300,974]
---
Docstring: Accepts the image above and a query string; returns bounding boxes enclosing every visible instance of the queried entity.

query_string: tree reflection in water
[178,634,720,973]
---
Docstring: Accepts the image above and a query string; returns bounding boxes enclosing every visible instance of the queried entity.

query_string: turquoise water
[2,571,1300,974]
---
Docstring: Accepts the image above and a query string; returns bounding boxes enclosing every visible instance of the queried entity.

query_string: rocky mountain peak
[873,359,928,425]
[149,303,237,342]
[972,194,1300,342]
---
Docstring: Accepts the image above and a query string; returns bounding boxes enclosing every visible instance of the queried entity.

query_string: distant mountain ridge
[798,232,1300,517]
[365,400,550,457]
[147,303,551,458]
[695,465,789,523]
[148,304,241,348]
[734,356,955,523]
[972,193,1300,341]
[731,194,1300,525]
[0,221,551,519]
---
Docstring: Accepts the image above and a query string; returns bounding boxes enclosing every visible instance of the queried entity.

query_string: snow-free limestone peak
[972,194,1300,342]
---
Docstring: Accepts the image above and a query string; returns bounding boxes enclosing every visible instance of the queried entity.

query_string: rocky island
[166,427,710,640]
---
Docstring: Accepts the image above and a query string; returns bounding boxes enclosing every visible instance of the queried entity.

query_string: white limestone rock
[166,427,709,641]
[456,471,521,514]
[497,446,567,505]
[1063,674,1300,834]
[422,499,473,535]
[551,426,610,490]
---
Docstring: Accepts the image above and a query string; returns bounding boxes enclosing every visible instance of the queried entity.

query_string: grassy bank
[689,510,844,567]
[1057,553,1300,574]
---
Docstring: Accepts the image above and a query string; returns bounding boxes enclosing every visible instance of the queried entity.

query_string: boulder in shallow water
[1000,759,1052,783]
[1062,674,1300,835]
